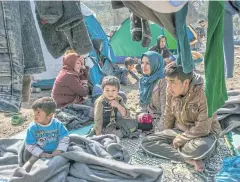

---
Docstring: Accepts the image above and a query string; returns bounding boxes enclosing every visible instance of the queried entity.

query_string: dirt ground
[1,48,240,138]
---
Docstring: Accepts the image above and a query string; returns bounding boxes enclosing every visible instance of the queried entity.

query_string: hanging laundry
[118,1,194,74]
[130,12,152,47]
[223,11,234,78]
[35,1,63,24]
[129,11,152,47]
[223,1,240,78]
[22,76,32,102]
[0,1,45,113]
[204,1,227,117]
[111,1,125,9]
[35,1,92,58]
[174,2,194,73]
[141,19,152,47]
[130,13,142,42]
[122,1,176,38]
[113,1,200,41]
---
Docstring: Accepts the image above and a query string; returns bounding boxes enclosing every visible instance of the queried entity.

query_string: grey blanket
[55,104,94,130]
[217,90,240,135]
[0,134,163,182]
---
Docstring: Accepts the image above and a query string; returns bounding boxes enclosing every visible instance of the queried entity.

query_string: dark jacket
[148,35,172,59]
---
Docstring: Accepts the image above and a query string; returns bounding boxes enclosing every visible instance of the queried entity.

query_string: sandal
[11,114,25,125]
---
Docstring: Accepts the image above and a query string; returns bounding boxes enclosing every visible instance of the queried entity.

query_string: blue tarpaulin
[216,156,240,182]
[85,15,116,85]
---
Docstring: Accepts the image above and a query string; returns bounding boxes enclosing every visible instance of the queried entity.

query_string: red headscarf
[62,53,80,72]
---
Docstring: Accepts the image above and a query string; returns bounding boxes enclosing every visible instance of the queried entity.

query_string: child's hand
[133,57,139,63]
[109,100,120,108]
[52,150,62,157]
[40,152,52,158]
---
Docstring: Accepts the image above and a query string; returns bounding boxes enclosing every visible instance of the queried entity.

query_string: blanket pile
[55,104,93,130]
[217,90,240,135]
[0,134,163,182]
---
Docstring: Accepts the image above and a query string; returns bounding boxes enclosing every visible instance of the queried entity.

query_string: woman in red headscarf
[52,53,89,108]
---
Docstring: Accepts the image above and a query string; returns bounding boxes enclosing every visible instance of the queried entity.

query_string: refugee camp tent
[110,18,198,63]
[110,18,177,63]
[31,2,115,88]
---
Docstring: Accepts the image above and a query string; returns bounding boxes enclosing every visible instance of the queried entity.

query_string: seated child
[113,57,140,86]
[91,76,138,137]
[23,97,69,172]
[124,57,140,84]
[130,57,142,75]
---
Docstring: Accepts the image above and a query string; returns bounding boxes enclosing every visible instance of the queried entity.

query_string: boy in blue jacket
[23,97,69,172]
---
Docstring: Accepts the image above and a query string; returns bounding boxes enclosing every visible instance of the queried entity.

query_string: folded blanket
[217,90,240,135]
[0,135,163,182]
[55,104,93,130]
